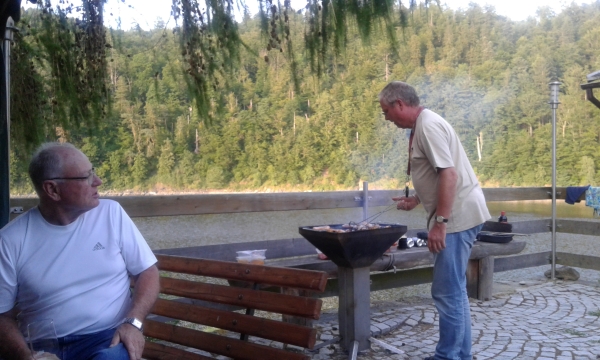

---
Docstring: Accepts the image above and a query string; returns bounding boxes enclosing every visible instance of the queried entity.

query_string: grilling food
[310,222,391,233]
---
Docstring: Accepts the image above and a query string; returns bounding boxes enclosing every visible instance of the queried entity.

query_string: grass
[565,329,586,337]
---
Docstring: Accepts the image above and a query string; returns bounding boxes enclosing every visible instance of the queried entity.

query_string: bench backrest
[141,254,328,360]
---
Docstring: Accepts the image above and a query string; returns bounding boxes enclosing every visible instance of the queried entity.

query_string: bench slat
[143,319,311,360]
[144,341,214,360]
[156,254,327,292]
[160,277,323,319]
[152,298,317,348]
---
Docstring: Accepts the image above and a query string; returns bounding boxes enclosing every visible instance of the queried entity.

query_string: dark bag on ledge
[477,221,513,243]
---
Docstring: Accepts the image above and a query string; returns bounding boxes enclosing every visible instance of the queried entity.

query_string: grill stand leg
[338,266,371,353]
[349,340,359,360]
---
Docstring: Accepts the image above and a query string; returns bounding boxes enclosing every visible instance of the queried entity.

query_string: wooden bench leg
[466,257,494,301]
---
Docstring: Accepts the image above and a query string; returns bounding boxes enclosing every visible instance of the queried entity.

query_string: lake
[133,199,598,250]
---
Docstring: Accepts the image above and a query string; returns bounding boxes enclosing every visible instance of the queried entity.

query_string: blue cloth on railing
[585,187,600,217]
[566,185,590,204]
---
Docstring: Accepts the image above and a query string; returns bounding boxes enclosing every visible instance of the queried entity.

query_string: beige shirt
[411,109,490,232]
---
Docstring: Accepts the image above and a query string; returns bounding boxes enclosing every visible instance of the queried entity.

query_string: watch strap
[123,317,143,332]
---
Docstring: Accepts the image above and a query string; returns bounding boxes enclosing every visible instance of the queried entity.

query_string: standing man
[379,82,490,360]
[0,142,159,360]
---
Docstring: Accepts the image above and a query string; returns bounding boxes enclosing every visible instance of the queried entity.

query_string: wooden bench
[155,229,528,302]
[139,254,328,360]
[264,239,526,301]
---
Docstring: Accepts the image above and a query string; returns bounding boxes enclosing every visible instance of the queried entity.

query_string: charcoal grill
[299,224,407,268]
[299,223,407,354]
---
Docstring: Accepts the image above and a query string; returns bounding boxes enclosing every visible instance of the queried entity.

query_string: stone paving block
[557,346,575,351]
[320,334,334,340]
[477,351,499,358]
[373,322,390,331]
[506,346,523,352]
[540,352,558,358]
[383,319,399,328]
[521,351,538,356]
[370,325,381,336]
[405,318,418,326]
[477,340,493,346]
[573,350,595,356]
[531,335,549,341]
[500,352,520,358]
[308,282,600,359]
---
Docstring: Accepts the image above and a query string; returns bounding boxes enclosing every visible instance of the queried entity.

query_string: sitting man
[0,142,159,360]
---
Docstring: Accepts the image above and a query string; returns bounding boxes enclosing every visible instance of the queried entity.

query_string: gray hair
[378,81,420,107]
[28,142,79,192]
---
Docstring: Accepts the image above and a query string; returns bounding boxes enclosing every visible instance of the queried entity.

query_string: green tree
[157,139,175,184]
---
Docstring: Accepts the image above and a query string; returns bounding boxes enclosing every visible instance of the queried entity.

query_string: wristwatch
[435,215,449,224]
[123,317,143,332]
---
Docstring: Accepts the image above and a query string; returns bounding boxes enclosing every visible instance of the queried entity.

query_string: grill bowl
[299,224,408,268]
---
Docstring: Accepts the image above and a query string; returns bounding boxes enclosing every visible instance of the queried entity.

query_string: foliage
[11,0,109,157]
[8,1,600,194]
[10,0,415,145]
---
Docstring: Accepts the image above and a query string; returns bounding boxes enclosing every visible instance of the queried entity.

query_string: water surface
[134,199,598,250]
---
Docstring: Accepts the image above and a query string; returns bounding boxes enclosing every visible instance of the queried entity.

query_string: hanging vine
[9,0,110,157]
[7,0,432,148]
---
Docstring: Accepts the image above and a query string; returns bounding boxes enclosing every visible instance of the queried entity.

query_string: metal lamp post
[548,81,561,280]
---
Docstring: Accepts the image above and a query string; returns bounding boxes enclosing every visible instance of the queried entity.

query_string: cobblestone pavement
[308,280,600,360]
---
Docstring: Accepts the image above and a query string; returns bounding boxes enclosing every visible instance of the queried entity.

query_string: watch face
[436,216,448,223]
[125,317,143,330]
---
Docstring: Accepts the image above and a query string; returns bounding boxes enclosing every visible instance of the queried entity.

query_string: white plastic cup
[236,249,266,265]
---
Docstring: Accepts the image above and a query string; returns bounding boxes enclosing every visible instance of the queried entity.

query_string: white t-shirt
[411,109,491,232]
[0,199,157,338]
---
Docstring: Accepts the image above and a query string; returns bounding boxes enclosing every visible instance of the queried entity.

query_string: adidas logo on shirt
[93,242,106,251]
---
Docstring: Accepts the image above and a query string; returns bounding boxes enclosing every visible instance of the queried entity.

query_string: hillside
[9,2,600,194]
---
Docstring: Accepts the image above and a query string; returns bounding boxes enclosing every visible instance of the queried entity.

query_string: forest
[8,1,600,194]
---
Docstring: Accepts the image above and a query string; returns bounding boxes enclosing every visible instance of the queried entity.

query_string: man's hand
[110,323,144,360]
[427,222,446,254]
[112,265,158,360]
[0,310,37,360]
[392,196,419,211]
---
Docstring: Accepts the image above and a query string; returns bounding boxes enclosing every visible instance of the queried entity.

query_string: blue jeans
[431,224,483,360]
[32,327,129,360]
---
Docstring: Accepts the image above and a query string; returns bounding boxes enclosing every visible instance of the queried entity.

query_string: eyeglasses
[46,168,97,185]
